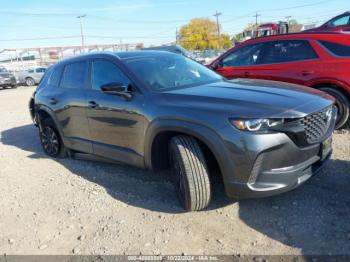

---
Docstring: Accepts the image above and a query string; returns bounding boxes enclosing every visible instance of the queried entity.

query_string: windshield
[124,54,222,91]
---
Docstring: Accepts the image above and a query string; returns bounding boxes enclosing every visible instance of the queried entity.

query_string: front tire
[39,118,66,158]
[25,77,35,86]
[320,87,349,129]
[169,135,211,211]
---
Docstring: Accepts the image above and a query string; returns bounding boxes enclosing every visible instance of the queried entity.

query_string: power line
[0,0,339,26]
[0,36,81,42]
[222,0,339,24]
[258,0,337,13]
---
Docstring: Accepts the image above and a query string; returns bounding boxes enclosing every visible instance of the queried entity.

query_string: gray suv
[0,67,17,89]
[30,51,336,211]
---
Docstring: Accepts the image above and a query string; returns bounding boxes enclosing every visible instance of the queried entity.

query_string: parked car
[303,12,350,33]
[30,51,336,211]
[209,32,350,129]
[0,67,17,89]
[193,49,226,65]
[18,67,46,86]
[142,45,196,60]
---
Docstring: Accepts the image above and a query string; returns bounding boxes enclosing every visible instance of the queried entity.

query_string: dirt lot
[0,86,349,255]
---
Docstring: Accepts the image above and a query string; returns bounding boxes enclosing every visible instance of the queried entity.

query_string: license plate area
[320,136,332,161]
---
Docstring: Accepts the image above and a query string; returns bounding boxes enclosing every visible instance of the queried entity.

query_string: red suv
[209,33,350,129]
[304,12,350,33]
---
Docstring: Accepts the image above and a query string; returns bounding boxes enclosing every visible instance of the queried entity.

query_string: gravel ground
[0,86,349,255]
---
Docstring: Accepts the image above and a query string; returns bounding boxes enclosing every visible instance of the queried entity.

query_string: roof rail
[244,31,346,41]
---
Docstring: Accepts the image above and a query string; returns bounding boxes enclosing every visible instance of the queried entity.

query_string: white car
[18,67,46,86]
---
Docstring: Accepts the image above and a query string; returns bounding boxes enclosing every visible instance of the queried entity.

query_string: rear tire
[39,118,67,158]
[320,87,349,129]
[169,135,211,211]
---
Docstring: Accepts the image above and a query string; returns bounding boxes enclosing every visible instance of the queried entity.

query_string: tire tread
[170,135,211,211]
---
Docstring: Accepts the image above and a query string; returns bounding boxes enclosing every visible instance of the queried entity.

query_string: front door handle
[49,98,58,105]
[88,101,99,109]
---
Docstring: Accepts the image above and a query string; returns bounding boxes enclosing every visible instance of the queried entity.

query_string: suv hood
[162,79,334,119]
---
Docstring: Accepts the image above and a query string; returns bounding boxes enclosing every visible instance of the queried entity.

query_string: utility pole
[77,14,86,52]
[175,28,178,44]
[213,11,222,38]
[254,12,260,28]
[285,16,292,24]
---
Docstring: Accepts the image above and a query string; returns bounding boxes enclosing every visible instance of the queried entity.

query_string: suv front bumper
[225,150,330,199]
[218,126,332,199]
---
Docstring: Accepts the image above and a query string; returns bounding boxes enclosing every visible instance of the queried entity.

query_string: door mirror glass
[100,82,133,100]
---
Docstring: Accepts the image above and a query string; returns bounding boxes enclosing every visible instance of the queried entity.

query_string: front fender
[144,118,233,182]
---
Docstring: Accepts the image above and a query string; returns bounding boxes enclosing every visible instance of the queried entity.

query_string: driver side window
[92,60,131,90]
[220,43,264,67]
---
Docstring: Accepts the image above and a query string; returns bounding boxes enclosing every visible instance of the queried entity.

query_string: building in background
[0,43,142,73]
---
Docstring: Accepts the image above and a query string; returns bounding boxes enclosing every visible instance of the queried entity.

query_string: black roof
[54,50,175,66]
[115,50,176,59]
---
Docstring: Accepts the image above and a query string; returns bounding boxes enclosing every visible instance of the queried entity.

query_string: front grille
[299,106,334,144]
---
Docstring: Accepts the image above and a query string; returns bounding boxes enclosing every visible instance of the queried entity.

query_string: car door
[34,67,46,83]
[255,40,320,85]
[86,58,145,166]
[215,42,266,79]
[45,61,92,153]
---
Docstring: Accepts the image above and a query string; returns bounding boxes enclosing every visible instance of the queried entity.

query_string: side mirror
[100,82,133,100]
[210,61,223,70]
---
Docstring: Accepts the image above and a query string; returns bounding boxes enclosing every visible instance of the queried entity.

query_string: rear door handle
[49,98,58,105]
[88,101,99,109]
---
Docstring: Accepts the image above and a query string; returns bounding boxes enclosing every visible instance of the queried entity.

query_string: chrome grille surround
[299,106,334,144]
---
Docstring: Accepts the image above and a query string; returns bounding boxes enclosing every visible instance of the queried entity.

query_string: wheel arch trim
[307,78,350,95]
[35,105,65,140]
[144,119,232,179]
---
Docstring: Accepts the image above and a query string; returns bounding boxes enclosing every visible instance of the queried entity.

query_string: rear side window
[61,62,88,89]
[260,40,318,64]
[36,68,46,73]
[319,41,350,57]
[48,66,63,87]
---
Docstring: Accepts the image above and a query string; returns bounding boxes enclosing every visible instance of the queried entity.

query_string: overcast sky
[0,0,348,50]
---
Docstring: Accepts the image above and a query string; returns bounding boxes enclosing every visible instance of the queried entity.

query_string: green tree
[179,18,232,50]
[288,19,303,33]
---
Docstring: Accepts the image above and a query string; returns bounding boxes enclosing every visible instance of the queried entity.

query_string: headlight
[230,118,284,132]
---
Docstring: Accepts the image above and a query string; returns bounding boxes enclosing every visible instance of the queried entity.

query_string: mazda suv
[30,51,336,211]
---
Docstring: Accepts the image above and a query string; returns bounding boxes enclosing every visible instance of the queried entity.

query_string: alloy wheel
[41,126,60,156]
[26,78,35,86]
